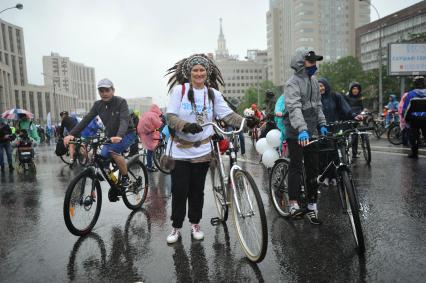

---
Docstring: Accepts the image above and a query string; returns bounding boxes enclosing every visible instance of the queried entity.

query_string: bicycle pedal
[210,217,222,226]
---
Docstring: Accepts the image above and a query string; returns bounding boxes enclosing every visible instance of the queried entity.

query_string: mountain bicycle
[269,127,366,254]
[205,118,267,263]
[60,139,89,167]
[63,137,149,236]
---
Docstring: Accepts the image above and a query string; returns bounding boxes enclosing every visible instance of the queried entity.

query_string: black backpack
[55,138,67,156]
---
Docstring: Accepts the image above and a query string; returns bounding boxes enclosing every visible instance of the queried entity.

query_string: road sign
[388,43,426,76]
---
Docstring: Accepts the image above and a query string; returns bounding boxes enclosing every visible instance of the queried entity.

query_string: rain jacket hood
[318,78,331,95]
[284,50,326,138]
[349,82,362,97]
[290,49,308,75]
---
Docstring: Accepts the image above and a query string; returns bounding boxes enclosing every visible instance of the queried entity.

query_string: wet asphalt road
[0,142,425,282]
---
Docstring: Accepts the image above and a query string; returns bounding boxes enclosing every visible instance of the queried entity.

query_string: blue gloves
[320,126,328,136]
[298,131,309,143]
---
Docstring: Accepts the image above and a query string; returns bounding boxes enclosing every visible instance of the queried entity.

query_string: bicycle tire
[360,134,371,164]
[387,124,402,145]
[67,232,107,281]
[341,170,365,254]
[269,158,290,217]
[153,143,171,174]
[60,154,73,165]
[122,159,148,210]
[63,169,102,236]
[77,144,89,166]
[210,159,228,222]
[231,169,267,263]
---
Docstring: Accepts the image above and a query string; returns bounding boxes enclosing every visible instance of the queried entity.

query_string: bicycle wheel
[341,170,365,254]
[60,151,73,165]
[77,144,89,166]
[231,169,267,263]
[153,143,171,174]
[63,170,102,236]
[387,124,402,145]
[122,159,148,210]
[269,158,290,217]
[360,134,371,164]
[210,159,228,221]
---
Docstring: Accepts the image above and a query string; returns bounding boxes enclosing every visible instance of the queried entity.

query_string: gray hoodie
[284,49,326,139]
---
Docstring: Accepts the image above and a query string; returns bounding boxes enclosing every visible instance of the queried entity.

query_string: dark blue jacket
[319,78,355,123]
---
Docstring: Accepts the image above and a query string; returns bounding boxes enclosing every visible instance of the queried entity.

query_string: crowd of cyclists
[2,48,424,264]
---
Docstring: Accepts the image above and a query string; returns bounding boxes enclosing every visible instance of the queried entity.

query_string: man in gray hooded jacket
[284,49,327,224]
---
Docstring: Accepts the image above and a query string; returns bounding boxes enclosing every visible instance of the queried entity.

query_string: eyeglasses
[98,88,111,93]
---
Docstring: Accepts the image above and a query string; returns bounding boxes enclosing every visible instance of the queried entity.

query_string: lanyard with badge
[191,88,208,125]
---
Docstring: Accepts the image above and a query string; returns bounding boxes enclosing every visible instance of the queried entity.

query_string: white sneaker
[191,224,204,240]
[166,228,181,244]
[323,177,329,186]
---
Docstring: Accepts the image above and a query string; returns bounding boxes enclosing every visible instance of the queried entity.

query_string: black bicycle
[63,137,149,236]
[153,132,170,174]
[60,139,89,167]
[269,125,366,254]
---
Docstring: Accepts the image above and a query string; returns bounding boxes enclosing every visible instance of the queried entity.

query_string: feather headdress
[166,53,224,92]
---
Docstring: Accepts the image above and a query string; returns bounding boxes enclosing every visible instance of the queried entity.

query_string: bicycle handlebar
[201,118,246,135]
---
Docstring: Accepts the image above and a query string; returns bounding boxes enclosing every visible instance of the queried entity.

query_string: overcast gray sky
[1,0,423,106]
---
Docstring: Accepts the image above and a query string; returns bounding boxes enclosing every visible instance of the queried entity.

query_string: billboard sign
[388,43,426,76]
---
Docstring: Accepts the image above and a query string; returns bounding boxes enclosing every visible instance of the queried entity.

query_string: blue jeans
[0,142,13,166]
[147,150,154,169]
[226,126,246,155]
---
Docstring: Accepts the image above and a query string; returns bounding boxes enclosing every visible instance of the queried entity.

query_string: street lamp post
[0,3,23,14]
[360,0,383,113]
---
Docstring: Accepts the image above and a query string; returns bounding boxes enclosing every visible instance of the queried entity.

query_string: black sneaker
[289,206,305,218]
[108,188,120,202]
[121,175,130,189]
[407,153,418,159]
[306,209,322,225]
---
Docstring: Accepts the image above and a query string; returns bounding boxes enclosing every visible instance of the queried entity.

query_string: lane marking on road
[371,150,425,158]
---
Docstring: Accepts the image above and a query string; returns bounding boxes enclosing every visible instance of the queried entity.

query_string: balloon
[255,138,272,154]
[262,148,279,168]
[266,129,282,147]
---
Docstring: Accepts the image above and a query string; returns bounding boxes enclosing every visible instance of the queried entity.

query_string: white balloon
[266,129,282,148]
[255,138,272,154]
[262,149,280,168]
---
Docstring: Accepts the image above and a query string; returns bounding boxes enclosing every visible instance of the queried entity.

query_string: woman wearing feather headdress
[164,54,255,244]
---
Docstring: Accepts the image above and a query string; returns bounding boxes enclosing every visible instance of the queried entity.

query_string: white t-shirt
[166,83,233,159]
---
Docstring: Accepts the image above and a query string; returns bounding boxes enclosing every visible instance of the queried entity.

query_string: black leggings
[287,139,319,203]
[170,160,210,228]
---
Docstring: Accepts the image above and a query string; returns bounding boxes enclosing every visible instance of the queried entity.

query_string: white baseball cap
[97,78,114,88]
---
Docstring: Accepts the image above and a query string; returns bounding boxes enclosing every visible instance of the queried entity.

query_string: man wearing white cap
[64,78,136,201]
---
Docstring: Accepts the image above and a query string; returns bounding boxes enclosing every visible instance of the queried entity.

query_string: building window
[29,91,35,112]
[0,51,2,62]
[37,92,43,119]
[15,29,22,55]
[15,90,20,108]
[8,26,14,52]
[22,91,26,109]
[11,55,17,85]
[1,24,7,51]
[18,57,25,86]
[4,53,9,65]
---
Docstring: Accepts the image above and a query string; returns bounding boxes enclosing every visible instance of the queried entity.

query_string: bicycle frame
[203,119,255,217]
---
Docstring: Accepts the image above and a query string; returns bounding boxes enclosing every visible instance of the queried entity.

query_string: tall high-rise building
[214,20,267,101]
[267,0,370,87]
[0,18,96,123]
[43,53,96,115]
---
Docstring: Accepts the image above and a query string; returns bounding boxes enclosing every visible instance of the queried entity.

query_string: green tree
[237,80,281,114]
